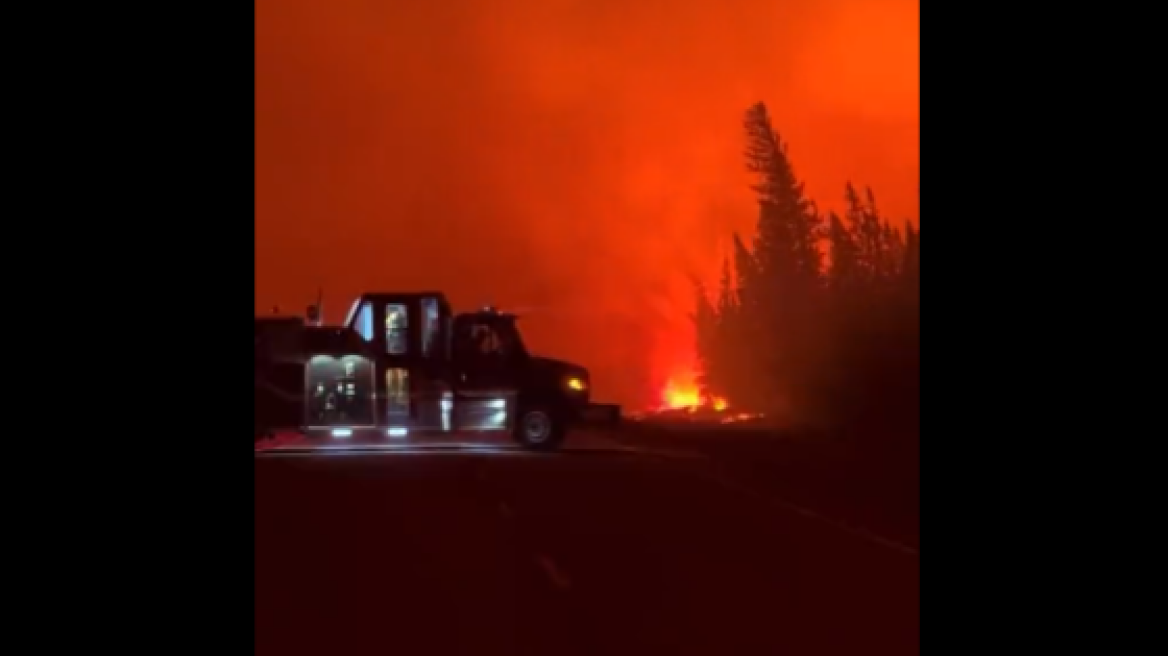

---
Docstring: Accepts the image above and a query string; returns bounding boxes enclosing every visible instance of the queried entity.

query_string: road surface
[617,427,921,550]
[255,439,919,655]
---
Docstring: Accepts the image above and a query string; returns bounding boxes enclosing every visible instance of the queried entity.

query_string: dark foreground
[620,426,921,550]
[256,442,919,656]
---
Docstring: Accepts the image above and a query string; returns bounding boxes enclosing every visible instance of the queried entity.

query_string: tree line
[693,102,919,449]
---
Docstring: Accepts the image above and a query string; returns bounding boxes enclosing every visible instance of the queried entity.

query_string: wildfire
[662,379,701,408]
[660,376,728,411]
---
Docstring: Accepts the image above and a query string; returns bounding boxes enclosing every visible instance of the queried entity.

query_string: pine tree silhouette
[828,210,860,296]
[691,102,919,444]
[744,102,824,286]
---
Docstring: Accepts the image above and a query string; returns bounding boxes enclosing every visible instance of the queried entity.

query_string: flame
[662,379,702,408]
[653,288,728,412]
[660,375,728,411]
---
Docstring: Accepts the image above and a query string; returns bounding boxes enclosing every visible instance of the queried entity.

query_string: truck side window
[421,297,440,357]
[353,302,374,342]
[471,323,514,358]
[472,324,495,355]
[385,304,408,355]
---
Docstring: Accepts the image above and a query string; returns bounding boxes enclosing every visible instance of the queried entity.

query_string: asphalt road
[617,428,921,550]
[255,443,919,656]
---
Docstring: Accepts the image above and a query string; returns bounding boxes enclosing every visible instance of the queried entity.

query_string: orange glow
[255,0,919,408]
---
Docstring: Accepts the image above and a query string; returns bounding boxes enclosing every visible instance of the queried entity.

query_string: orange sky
[255,0,919,407]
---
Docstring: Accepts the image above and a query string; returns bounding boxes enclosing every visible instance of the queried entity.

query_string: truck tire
[513,406,565,452]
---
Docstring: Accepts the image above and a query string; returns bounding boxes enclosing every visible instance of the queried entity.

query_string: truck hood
[528,355,588,379]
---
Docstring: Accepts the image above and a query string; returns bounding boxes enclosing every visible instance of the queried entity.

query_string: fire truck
[254,292,620,451]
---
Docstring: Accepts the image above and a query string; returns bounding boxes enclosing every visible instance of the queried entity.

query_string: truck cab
[339,292,594,449]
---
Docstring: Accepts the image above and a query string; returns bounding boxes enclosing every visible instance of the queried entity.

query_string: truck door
[452,317,517,431]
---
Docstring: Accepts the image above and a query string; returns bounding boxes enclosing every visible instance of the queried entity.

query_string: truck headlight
[565,376,587,392]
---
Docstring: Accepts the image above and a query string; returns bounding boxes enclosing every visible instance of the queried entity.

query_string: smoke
[256,0,919,406]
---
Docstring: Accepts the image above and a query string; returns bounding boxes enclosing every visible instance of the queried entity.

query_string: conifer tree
[827,211,860,296]
[744,102,824,288]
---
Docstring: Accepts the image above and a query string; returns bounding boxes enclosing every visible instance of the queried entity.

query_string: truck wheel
[513,406,565,451]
